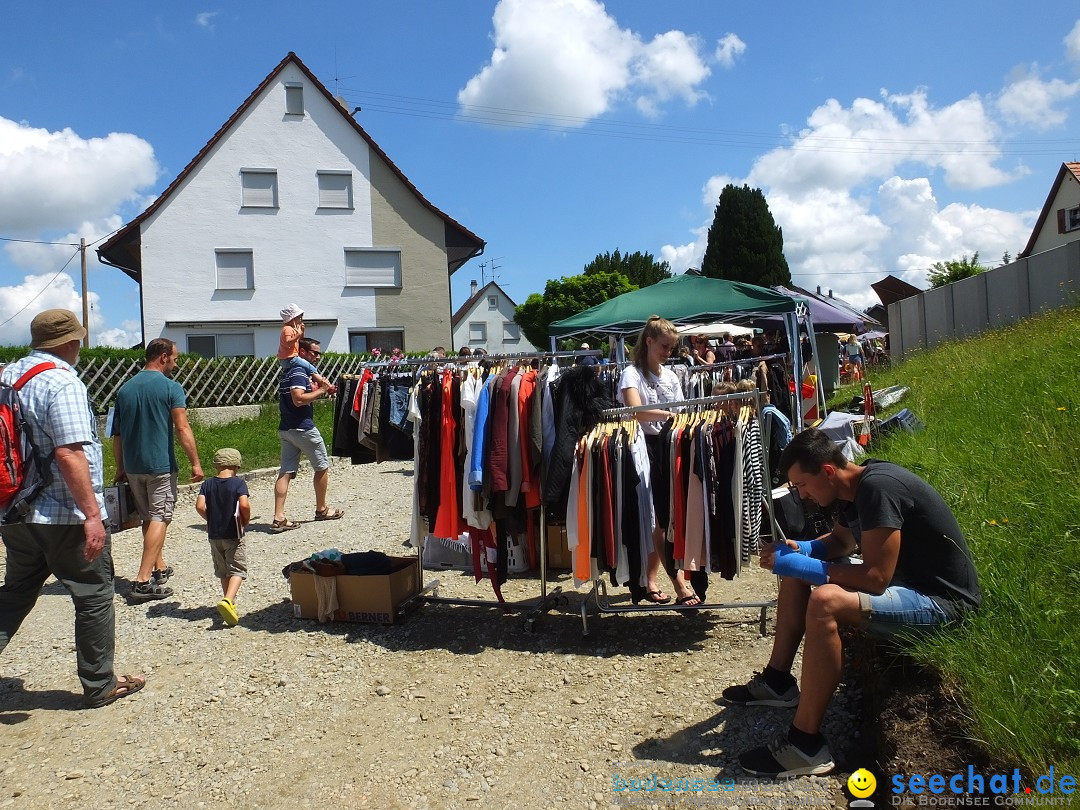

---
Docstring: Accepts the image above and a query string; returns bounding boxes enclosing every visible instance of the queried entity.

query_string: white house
[98,52,484,357]
[1018,162,1080,259]
[450,280,537,354]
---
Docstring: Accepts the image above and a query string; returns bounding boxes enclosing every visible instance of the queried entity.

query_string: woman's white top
[618,364,683,435]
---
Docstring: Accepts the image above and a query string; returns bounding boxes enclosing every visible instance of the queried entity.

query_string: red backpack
[0,362,59,522]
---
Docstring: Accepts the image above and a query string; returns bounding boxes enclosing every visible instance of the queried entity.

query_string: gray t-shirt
[838,459,981,620]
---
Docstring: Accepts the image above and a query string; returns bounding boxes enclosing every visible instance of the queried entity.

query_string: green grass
[842,307,1080,773]
[102,400,337,483]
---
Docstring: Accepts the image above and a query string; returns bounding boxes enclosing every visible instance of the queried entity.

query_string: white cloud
[997,69,1080,129]
[714,33,746,68]
[749,90,1015,195]
[0,116,158,234]
[195,11,220,31]
[458,0,714,125]
[0,271,141,349]
[1066,20,1080,64]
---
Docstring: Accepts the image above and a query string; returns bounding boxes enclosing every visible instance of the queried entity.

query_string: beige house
[98,52,484,356]
[1018,162,1080,259]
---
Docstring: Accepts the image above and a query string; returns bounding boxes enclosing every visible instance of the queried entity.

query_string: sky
[2,1,1080,347]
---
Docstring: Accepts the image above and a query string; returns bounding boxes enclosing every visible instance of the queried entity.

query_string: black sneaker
[152,566,174,585]
[722,671,800,707]
[129,581,173,601]
[739,732,835,777]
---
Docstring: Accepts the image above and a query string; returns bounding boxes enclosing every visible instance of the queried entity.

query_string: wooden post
[80,238,90,348]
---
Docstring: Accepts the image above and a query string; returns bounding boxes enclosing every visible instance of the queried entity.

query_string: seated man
[723,428,981,777]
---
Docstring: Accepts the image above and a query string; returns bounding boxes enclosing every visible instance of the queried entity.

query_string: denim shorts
[858,586,948,639]
[388,383,410,432]
[278,428,330,475]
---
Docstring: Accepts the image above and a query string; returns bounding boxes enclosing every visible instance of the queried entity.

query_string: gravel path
[0,458,864,809]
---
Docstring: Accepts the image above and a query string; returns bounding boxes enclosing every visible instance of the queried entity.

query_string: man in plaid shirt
[0,309,145,708]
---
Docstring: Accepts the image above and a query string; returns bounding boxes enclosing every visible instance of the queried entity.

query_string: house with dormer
[98,52,484,357]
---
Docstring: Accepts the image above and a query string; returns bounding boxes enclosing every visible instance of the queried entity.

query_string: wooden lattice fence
[73,355,372,413]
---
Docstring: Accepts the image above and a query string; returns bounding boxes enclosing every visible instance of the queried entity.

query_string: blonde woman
[618,316,701,606]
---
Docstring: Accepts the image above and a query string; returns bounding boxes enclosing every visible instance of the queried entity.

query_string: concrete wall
[890,242,1080,359]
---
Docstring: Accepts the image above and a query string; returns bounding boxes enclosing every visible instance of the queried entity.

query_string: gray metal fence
[889,241,1080,360]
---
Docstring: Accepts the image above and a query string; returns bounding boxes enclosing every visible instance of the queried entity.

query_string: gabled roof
[1018,162,1080,259]
[871,274,922,307]
[98,52,484,282]
[451,280,517,327]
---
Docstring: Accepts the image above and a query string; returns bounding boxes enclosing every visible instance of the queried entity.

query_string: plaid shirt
[1,350,105,524]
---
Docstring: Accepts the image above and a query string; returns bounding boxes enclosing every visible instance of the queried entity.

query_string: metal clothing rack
[409,350,602,630]
[576,389,780,635]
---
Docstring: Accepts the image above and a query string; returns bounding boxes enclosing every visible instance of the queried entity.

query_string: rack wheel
[523,616,536,633]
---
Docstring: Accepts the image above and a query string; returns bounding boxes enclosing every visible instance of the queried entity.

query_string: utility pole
[80,238,90,348]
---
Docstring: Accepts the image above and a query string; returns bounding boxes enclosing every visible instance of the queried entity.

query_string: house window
[285,83,304,115]
[1067,206,1080,232]
[344,248,401,288]
[503,323,520,342]
[215,249,254,290]
[240,169,278,208]
[469,322,486,342]
[186,333,255,358]
[318,171,353,209]
[348,329,404,354]
[487,295,498,309]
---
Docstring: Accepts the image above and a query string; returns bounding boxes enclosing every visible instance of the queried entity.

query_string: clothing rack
[407,351,599,631]
[677,352,788,371]
[580,389,780,635]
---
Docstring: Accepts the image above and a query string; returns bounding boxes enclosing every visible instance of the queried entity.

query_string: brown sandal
[314,507,344,521]
[87,674,146,709]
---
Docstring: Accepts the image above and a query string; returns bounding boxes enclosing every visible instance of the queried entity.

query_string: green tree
[515,271,636,348]
[926,252,988,288]
[700,184,791,287]
[583,249,671,288]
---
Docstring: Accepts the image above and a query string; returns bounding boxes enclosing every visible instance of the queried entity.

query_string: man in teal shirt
[111,338,203,601]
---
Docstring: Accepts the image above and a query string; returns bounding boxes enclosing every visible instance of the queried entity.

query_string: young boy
[195,448,251,627]
[278,304,332,390]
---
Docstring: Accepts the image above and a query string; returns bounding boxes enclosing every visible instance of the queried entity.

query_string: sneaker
[739,733,835,777]
[722,672,800,707]
[129,581,173,601]
[152,566,174,585]
[217,598,239,627]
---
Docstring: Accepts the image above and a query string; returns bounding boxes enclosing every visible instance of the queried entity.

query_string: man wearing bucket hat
[0,309,146,708]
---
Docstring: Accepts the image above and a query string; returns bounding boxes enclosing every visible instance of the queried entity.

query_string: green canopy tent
[547,274,821,428]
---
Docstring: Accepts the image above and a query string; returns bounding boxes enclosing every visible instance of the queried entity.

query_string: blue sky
[2,1,1080,347]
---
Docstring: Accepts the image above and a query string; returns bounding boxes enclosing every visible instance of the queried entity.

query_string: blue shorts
[858,586,948,639]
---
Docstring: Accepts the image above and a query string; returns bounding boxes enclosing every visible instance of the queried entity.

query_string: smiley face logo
[848,768,877,798]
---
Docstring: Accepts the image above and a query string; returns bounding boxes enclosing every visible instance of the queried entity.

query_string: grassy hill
[853,305,1080,773]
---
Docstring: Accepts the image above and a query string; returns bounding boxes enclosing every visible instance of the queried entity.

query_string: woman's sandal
[675,594,702,608]
[642,589,672,604]
[314,507,344,521]
[86,674,145,709]
[270,518,301,533]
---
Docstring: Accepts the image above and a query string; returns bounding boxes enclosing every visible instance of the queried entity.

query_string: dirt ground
[0,456,963,809]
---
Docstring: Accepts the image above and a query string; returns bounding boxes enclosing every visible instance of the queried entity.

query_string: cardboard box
[546,523,571,570]
[289,556,419,624]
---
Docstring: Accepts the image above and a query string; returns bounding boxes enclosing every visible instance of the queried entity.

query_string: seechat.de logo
[849,768,878,808]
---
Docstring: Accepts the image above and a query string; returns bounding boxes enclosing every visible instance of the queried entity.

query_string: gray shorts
[278,428,329,476]
[127,472,178,523]
[209,538,248,579]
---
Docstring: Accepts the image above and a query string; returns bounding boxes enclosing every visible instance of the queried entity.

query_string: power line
[0,247,81,331]
[0,235,80,246]
[339,84,1080,157]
